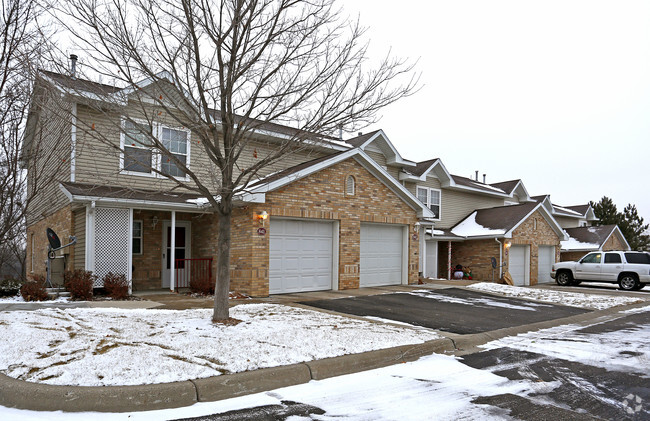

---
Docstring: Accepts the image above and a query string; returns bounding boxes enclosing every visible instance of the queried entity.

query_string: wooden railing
[174,258,213,289]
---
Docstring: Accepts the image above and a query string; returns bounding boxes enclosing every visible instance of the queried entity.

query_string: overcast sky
[343,0,650,225]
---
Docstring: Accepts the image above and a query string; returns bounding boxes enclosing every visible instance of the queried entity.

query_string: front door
[162,221,191,288]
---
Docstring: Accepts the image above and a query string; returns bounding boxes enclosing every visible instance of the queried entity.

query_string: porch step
[46,288,71,299]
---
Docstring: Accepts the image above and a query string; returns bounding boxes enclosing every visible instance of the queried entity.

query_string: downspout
[495,238,503,277]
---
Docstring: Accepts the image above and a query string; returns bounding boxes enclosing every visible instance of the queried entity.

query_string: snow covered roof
[450,202,567,240]
[561,225,630,251]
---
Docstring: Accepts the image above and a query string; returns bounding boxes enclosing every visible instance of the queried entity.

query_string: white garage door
[509,245,529,286]
[360,224,404,287]
[269,219,333,294]
[537,246,555,284]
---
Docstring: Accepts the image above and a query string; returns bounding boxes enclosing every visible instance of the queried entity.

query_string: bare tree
[0,0,52,278]
[54,0,419,321]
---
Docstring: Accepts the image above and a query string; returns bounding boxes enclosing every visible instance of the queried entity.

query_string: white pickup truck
[550,251,650,291]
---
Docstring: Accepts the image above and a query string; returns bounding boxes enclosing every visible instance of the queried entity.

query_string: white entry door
[425,240,438,279]
[509,245,529,286]
[360,223,404,287]
[162,221,191,288]
[269,219,334,294]
[537,245,555,284]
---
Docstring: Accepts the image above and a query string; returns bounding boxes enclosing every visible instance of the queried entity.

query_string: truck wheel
[618,274,639,291]
[556,271,572,286]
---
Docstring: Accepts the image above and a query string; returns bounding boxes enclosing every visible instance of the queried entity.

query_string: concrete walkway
[1,280,647,413]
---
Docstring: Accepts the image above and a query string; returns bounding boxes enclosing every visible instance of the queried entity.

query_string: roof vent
[475,170,479,181]
[483,174,486,183]
[69,54,78,78]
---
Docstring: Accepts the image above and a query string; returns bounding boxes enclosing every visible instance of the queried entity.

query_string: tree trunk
[213,209,232,321]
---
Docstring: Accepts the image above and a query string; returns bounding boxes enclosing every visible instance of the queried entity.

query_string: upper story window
[120,119,190,179]
[346,175,355,196]
[123,120,154,174]
[416,186,441,219]
[579,221,588,227]
[161,128,188,178]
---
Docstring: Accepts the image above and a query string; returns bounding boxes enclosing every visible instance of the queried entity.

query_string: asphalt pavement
[302,288,589,334]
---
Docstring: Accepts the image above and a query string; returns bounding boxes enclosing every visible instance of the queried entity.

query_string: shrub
[190,276,214,295]
[64,270,95,301]
[20,279,48,301]
[102,272,129,300]
[0,278,23,297]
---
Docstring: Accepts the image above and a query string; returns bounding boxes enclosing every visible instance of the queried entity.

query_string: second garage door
[360,223,404,287]
[509,245,529,286]
[537,245,555,284]
[269,219,333,294]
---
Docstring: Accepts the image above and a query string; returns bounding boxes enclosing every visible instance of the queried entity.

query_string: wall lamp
[414,222,421,232]
[505,241,512,248]
[151,215,159,229]
[255,211,268,226]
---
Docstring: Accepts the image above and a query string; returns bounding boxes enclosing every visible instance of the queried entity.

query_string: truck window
[624,253,650,264]
[581,253,602,264]
[604,253,622,264]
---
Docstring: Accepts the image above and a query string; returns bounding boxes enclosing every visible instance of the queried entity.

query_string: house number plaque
[257,228,267,236]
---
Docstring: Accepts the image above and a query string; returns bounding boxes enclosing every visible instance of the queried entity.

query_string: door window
[581,253,601,264]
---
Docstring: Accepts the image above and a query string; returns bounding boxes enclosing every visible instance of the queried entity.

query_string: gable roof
[241,148,435,219]
[561,225,630,252]
[449,202,567,240]
[344,130,415,166]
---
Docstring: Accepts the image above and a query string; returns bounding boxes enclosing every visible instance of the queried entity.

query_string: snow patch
[451,211,506,237]
[467,282,643,309]
[0,304,439,386]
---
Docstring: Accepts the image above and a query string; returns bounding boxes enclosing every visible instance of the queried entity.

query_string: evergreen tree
[620,204,650,251]
[590,197,621,226]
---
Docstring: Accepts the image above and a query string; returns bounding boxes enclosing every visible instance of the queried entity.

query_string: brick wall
[561,251,588,262]
[229,158,419,296]
[445,239,501,282]
[25,205,74,278]
[603,231,627,251]
[507,210,562,285]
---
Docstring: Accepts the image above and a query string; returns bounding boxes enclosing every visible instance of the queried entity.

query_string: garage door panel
[537,246,555,284]
[270,219,334,294]
[360,224,404,287]
[509,245,528,286]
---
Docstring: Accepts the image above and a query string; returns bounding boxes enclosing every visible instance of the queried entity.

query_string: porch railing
[174,258,213,289]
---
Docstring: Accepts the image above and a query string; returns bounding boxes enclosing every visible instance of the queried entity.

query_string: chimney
[70,54,78,78]
[475,170,479,181]
[483,174,486,183]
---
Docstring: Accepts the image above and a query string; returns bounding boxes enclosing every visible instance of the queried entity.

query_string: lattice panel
[94,207,130,287]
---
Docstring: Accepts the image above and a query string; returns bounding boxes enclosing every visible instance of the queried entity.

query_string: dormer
[345,130,415,167]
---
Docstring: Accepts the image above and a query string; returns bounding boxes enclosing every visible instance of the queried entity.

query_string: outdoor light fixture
[255,211,268,226]
[414,222,421,232]
[505,241,512,248]
[151,215,159,228]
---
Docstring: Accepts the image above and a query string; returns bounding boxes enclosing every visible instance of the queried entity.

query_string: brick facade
[229,158,419,296]
[438,209,562,285]
[25,205,75,278]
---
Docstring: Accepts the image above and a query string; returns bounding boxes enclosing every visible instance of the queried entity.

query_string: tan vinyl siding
[554,215,582,228]
[25,93,72,225]
[364,150,402,180]
[437,189,504,229]
[73,207,86,270]
[73,102,331,192]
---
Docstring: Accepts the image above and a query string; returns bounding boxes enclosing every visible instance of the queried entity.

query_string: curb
[0,338,454,413]
[1,301,645,413]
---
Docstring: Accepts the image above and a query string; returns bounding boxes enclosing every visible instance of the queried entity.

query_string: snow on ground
[0,294,70,304]
[467,282,644,310]
[0,303,439,387]
[480,306,650,376]
[407,290,553,311]
[0,353,552,421]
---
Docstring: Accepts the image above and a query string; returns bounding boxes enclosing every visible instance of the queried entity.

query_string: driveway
[303,288,589,334]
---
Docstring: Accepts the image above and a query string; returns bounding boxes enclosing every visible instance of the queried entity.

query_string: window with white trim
[161,127,188,177]
[123,120,154,174]
[416,186,441,219]
[120,119,191,179]
[132,220,143,254]
[346,175,355,196]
